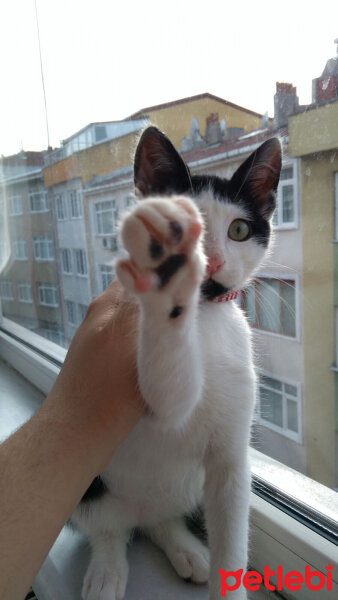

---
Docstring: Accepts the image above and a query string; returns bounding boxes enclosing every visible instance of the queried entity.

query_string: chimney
[205,113,223,145]
[274,82,299,130]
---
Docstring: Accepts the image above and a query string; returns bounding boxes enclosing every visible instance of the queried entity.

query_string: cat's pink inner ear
[248,139,281,200]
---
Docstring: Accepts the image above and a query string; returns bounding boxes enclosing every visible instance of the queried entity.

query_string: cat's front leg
[204,389,254,600]
[116,195,206,429]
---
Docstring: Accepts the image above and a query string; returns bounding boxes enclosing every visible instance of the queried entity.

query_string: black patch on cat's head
[134,126,192,196]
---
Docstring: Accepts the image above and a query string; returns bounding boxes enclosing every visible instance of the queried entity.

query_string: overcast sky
[0,0,337,156]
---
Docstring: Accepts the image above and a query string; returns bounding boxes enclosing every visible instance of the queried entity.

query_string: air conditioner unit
[102,235,118,251]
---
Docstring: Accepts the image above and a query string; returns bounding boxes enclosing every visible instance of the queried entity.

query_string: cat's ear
[230,138,281,219]
[134,127,192,197]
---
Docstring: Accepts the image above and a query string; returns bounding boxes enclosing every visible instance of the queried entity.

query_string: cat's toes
[117,195,205,297]
[82,559,128,600]
[170,544,210,585]
[120,195,203,271]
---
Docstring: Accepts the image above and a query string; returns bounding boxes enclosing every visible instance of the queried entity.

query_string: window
[65,300,76,324]
[43,328,65,346]
[33,237,54,260]
[55,194,67,220]
[74,249,87,276]
[95,200,116,234]
[272,160,298,228]
[60,248,72,274]
[99,264,114,291]
[242,277,296,337]
[29,191,48,212]
[78,303,88,321]
[38,284,58,307]
[69,190,82,218]
[9,195,23,215]
[0,280,14,299]
[257,373,302,442]
[13,239,27,260]
[94,125,107,143]
[18,282,32,303]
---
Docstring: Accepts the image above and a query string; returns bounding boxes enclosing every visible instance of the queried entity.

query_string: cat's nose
[207,256,225,277]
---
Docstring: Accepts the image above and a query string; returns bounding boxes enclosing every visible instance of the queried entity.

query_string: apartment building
[0,152,64,344]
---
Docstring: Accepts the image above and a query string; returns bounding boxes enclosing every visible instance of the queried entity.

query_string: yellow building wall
[44,96,264,187]
[44,131,141,187]
[135,96,263,149]
[289,102,338,157]
[301,151,338,487]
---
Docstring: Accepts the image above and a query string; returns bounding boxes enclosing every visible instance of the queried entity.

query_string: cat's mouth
[200,278,230,300]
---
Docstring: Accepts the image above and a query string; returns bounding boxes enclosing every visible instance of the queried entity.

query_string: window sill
[0,327,337,600]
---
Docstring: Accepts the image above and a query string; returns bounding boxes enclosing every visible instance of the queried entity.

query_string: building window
[13,239,27,260]
[95,200,116,234]
[78,303,88,321]
[33,237,54,260]
[65,300,76,324]
[9,195,23,216]
[99,264,114,291]
[0,280,14,300]
[29,191,48,212]
[257,373,302,442]
[55,194,67,220]
[18,282,32,303]
[38,284,58,307]
[94,125,107,143]
[242,277,296,337]
[60,248,72,274]
[272,160,297,228]
[69,190,82,218]
[74,249,87,276]
[43,328,65,346]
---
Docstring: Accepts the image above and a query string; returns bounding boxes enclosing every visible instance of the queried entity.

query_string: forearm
[0,405,116,600]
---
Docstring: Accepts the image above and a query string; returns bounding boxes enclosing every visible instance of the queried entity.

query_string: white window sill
[0,324,337,600]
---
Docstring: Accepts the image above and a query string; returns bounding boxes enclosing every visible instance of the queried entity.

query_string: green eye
[228,219,251,241]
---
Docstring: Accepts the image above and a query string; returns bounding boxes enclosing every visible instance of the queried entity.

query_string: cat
[72,126,281,600]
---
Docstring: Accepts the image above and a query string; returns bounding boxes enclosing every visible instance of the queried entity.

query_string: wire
[34,0,50,150]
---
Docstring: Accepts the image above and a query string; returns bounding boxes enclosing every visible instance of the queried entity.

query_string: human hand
[40,280,143,473]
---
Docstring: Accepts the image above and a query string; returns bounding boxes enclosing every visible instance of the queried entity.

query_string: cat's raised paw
[116,195,206,304]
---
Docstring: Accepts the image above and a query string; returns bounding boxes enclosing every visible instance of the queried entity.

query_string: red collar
[208,290,239,303]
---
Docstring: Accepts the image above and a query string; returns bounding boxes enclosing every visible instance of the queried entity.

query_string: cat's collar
[208,290,239,303]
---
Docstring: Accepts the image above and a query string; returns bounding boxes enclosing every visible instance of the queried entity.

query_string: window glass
[0,1,337,494]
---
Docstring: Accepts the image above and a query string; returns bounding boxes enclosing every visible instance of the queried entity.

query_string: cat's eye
[228,219,251,241]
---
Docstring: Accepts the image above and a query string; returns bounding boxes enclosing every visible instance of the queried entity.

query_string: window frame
[60,248,72,275]
[242,272,300,342]
[69,190,83,219]
[0,312,337,598]
[17,282,33,304]
[74,248,88,277]
[28,191,49,213]
[33,237,54,261]
[256,370,303,443]
[37,283,59,307]
[95,199,116,236]
[9,194,23,216]
[272,158,299,230]
[13,238,28,260]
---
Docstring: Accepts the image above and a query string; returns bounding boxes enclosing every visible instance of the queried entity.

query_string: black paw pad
[150,237,164,260]
[156,254,186,288]
[169,305,183,319]
[169,221,183,243]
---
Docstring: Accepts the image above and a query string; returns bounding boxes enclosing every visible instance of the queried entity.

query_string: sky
[0,0,337,156]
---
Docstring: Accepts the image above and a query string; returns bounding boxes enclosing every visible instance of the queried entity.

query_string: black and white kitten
[72,127,281,600]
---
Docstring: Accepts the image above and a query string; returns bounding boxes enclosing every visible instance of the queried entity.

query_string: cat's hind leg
[144,517,210,585]
[81,531,130,600]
